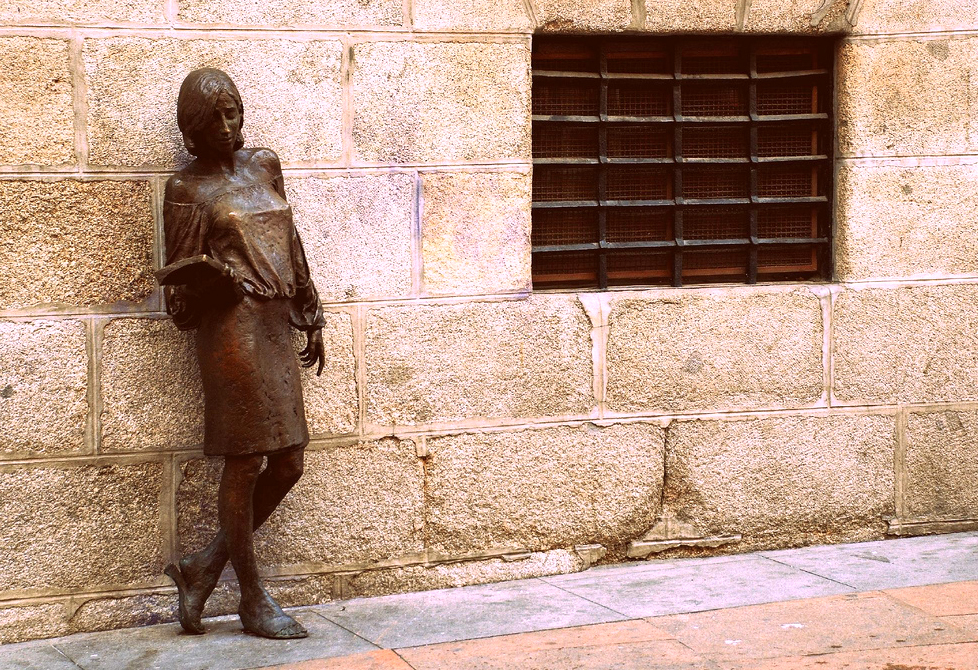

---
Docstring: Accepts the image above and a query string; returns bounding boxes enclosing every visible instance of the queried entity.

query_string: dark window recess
[531,36,834,289]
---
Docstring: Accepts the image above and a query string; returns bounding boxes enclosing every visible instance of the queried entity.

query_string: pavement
[3,531,978,669]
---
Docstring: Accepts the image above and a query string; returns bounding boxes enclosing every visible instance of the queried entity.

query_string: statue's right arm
[163,174,204,330]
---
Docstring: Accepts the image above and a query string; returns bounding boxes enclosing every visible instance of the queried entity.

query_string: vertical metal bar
[672,42,683,287]
[748,43,759,284]
[598,38,609,289]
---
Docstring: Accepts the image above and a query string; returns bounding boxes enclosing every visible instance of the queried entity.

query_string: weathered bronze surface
[160,68,325,640]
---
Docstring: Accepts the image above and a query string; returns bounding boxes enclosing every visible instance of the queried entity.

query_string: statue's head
[177,68,245,157]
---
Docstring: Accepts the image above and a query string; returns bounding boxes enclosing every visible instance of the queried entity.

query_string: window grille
[531,36,834,289]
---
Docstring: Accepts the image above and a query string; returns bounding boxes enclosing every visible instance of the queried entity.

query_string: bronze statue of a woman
[160,68,325,640]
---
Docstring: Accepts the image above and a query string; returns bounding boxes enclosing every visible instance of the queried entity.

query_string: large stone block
[0,38,73,167]
[427,423,664,554]
[100,318,203,452]
[287,173,415,302]
[413,0,532,31]
[68,592,176,635]
[838,38,978,157]
[352,42,530,164]
[856,0,978,34]
[0,603,68,645]
[178,0,402,27]
[294,312,358,437]
[0,180,155,310]
[744,0,851,32]
[365,295,594,426]
[84,38,343,167]
[177,439,424,567]
[0,320,88,458]
[837,162,978,280]
[0,461,165,593]
[606,288,824,414]
[643,0,736,32]
[833,284,978,405]
[535,0,632,31]
[421,171,531,296]
[0,1,164,24]
[905,410,978,520]
[664,415,895,549]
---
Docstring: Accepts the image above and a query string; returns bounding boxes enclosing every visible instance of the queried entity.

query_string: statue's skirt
[195,294,309,456]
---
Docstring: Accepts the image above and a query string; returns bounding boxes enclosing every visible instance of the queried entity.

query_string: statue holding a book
[157,68,324,640]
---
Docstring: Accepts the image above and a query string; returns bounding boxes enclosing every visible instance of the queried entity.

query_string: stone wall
[2,0,977,643]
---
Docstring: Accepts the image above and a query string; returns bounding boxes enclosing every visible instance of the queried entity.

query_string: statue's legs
[165,447,305,637]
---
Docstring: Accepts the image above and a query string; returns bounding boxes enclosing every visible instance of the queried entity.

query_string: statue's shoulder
[245,148,283,178]
[164,166,201,205]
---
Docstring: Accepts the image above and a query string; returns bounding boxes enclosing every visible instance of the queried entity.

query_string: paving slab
[719,641,978,670]
[761,531,978,590]
[313,578,626,649]
[650,591,967,662]
[52,610,374,670]
[256,649,413,670]
[884,580,978,617]
[0,643,81,670]
[541,554,854,618]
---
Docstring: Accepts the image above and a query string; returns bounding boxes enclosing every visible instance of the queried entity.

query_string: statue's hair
[177,68,244,157]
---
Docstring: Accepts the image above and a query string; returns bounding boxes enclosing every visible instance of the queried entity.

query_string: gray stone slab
[0,643,81,670]
[541,555,854,618]
[761,531,978,591]
[53,610,374,670]
[315,578,626,649]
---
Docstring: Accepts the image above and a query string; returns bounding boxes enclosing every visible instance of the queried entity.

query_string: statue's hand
[300,328,325,376]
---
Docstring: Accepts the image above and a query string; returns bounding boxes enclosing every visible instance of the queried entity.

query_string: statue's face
[197,90,241,158]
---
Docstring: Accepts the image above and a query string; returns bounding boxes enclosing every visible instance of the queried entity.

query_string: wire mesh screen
[531,36,833,289]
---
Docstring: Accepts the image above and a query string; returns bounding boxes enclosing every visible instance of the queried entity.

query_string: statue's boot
[164,552,224,635]
[239,589,308,639]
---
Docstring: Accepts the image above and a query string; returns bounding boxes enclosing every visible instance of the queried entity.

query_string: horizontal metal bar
[678,115,752,123]
[678,73,750,80]
[681,157,750,164]
[751,113,829,122]
[601,199,676,207]
[532,70,601,79]
[753,196,828,204]
[532,115,600,123]
[603,72,673,81]
[531,200,600,209]
[600,240,677,250]
[680,238,750,247]
[754,237,829,245]
[680,197,752,206]
[754,155,829,163]
[603,115,674,123]
[532,157,601,165]
[603,157,675,164]
[532,243,600,253]
[753,69,829,79]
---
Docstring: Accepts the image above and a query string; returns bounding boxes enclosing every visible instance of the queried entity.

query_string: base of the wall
[886,517,978,537]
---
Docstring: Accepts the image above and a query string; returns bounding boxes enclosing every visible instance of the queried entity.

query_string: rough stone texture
[68,593,176,634]
[365,296,594,426]
[84,38,343,167]
[744,0,851,32]
[606,289,824,414]
[834,284,978,405]
[287,173,415,303]
[0,603,68,645]
[348,550,586,599]
[838,38,978,157]
[905,410,978,520]
[100,319,203,452]
[664,415,895,549]
[0,461,165,592]
[0,320,88,458]
[178,0,402,27]
[0,1,164,24]
[643,0,737,32]
[421,171,531,296]
[293,312,358,437]
[536,0,632,31]
[856,0,978,34]
[178,439,424,567]
[413,0,533,31]
[837,163,978,280]
[0,38,73,166]
[0,180,155,310]
[352,42,530,164]
[427,424,664,554]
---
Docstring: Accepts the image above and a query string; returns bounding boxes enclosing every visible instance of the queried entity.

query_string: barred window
[531,36,835,289]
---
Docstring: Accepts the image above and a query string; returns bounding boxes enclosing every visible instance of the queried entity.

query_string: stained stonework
[0,180,155,310]
[905,410,978,520]
[0,462,165,593]
[0,37,74,166]
[0,1,164,24]
[421,171,531,296]
[0,319,88,457]
[535,0,632,32]
[177,0,402,27]
[839,37,978,157]
[856,0,978,34]
[834,284,978,405]
[178,439,424,568]
[837,162,978,280]
[100,319,203,452]
[606,288,824,414]
[644,0,737,32]
[413,0,532,31]
[287,173,415,303]
[744,0,852,32]
[427,424,664,555]
[0,603,68,645]
[84,37,343,167]
[352,41,530,164]
[664,415,895,549]
[365,296,594,426]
